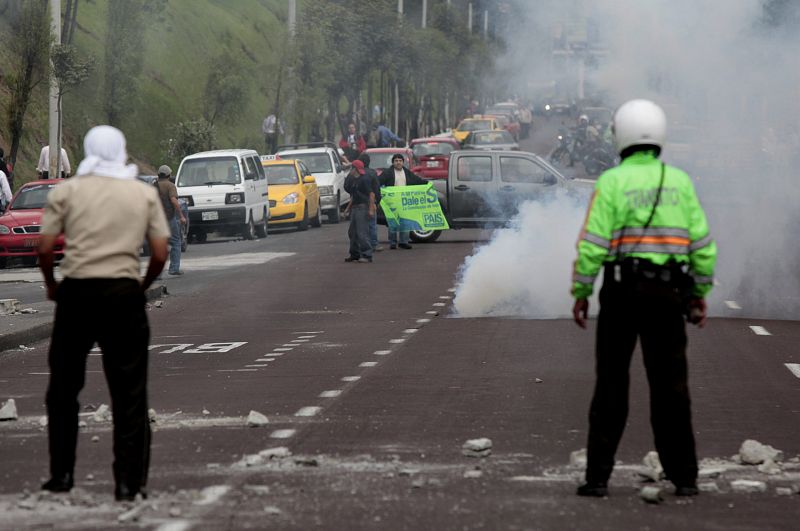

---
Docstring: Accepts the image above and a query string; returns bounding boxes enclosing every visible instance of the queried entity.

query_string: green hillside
[1,0,290,187]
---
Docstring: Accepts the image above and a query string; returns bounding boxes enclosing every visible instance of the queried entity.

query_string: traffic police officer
[571,99,717,497]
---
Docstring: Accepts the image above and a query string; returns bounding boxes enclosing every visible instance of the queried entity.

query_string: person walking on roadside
[339,122,366,156]
[156,165,187,276]
[357,152,382,252]
[0,162,12,211]
[36,144,71,179]
[343,159,375,263]
[379,153,427,249]
[262,112,284,154]
[37,125,170,502]
[571,99,717,498]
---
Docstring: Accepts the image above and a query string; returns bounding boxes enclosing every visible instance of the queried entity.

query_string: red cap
[351,160,365,174]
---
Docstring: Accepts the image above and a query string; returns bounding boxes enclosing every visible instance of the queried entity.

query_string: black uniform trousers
[585,266,698,487]
[46,278,151,491]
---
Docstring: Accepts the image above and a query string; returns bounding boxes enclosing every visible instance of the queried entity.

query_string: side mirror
[303,175,316,184]
[544,173,558,185]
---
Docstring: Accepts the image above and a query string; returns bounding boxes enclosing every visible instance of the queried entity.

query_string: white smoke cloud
[455,0,800,319]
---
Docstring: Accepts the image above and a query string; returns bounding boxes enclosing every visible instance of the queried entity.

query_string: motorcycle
[582,141,618,176]
[549,129,574,166]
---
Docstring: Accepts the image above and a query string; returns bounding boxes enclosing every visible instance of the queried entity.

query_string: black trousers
[46,278,151,490]
[585,267,698,487]
[348,204,373,259]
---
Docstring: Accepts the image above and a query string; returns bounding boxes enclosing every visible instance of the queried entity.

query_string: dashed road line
[785,363,800,379]
[725,300,742,310]
[341,376,361,382]
[295,406,322,417]
[433,302,446,307]
[403,328,418,334]
[254,358,275,363]
[245,364,268,368]
[218,369,258,372]
[439,295,452,299]
[359,361,378,367]
[389,338,406,344]
[296,335,317,339]
[291,339,309,343]
[749,326,771,336]
[319,390,342,398]
[447,288,456,293]
[294,331,324,334]
[374,350,391,356]
[416,318,431,324]
[273,347,293,352]
[426,310,439,315]
[266,352,284,357]
[281,344,297,347]
[270,429,296,439]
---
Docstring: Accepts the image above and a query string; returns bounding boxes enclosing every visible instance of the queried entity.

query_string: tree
[61,0,80,45]
[102,0,147,125]
[51,43,94,172]
[203,53,248,126]
[3,0,50,187]
[164,119,216,167]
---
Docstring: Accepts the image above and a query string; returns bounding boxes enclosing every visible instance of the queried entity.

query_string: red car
[363,147,418,176]
[0,180,65,268]
[408,137,461,180]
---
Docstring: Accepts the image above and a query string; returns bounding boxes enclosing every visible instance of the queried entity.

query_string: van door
[249,155,268,221]
[496,154,559,215]
[449,153,498,223]
[241,156,258,215]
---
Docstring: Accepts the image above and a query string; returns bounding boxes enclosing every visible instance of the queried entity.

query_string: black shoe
[389,245,397,250]
[344,256,359,262]
[398,243,412,250]
[42,473,74,493]
[115,484,147,502]
[674,485,699,496]
[576,482,608,497]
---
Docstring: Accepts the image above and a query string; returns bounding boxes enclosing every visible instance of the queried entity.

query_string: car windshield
[368,152,405,169]
[10,184,56,210]
[264,164,299,185]
[473,131,514,145]
[458,120,491,132]
[412,142,455,158]
[176,157,240,186]
[486,108,514,120]
[281,153,332,173]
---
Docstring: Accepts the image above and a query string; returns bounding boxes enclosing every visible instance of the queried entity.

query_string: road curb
[0,284,168,354]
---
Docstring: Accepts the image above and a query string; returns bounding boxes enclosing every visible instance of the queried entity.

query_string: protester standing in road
[379,154,427,249]
[339,122,366,157]
[37,144,71,178]
[262,112,284,154]
[343,159,375,263]
[37,125,170,502]
[357,152,382,252]
[571,99,717,498]
[156,165,187,276]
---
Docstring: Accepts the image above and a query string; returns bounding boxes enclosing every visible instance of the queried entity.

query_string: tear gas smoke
[455,0,800,319]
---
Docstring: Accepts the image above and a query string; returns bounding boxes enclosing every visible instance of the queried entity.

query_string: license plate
[426,161,440,168]
[24,238,39,247]
[202,211,219,221]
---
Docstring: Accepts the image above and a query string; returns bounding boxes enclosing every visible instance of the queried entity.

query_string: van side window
[500,157,549,183]
[251,156,266,180]
[242,157,257,180]
[457,156,492,182]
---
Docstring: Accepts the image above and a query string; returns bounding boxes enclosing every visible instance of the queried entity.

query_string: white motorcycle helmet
[612,99,667,155]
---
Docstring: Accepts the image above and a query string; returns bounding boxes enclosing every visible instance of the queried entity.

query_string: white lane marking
[439,295,452,299]
[217,369,258,372]
[181,252,294,272]
[281,344,298,347]
[389,338,406,344]
[291,339,309,343]
[426,311,439,315]
[270,429,296,439]
[403,328,418,334]
[785,363,800,379]
[266,352,284,357]
[725,300,742,310]
[254,358,275,363]
[341,376,361,382]
[319,390,342,398]
[195,485,231,506]
[359,361,378,367]
[296,335,317,339]
[294,331,324,334]
[156,521,192,531]
[245,364,268,368]
[432,302,446,307]
[29,372,50,375]
[447,288,457,293]
[374,350,391,356]
[750,326,771,336]
[273,348,294,352]
[416,318,431,324]
[295,406,322,417]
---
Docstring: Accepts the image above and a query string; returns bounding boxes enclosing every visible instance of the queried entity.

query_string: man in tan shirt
[38,125,169,502]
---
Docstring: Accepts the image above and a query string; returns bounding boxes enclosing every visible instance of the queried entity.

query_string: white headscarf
[76,125,138,180]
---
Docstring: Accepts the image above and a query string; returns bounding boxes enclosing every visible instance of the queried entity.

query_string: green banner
[380,183,449,232]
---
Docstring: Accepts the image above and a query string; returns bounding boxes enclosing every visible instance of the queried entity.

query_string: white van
[175,149,269,242]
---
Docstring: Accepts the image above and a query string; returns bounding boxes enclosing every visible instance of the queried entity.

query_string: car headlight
[282,192,300,204]
[178,195,194,207]
[225,192,244,204]
[0,225,9,234]
[318,186,333,196]
[545,104,551,111]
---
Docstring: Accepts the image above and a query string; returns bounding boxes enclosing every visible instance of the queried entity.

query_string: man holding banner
[379,154,430,249]
[379,171,449,242]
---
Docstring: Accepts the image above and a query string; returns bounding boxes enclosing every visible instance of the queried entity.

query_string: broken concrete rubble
[757,459,782,475]
[569,448,587,468]
[462,438,492,458]
[0,398,18,421]
[639,486,662,504]
[738,439,783,465]
[92,404,112,422]
[246,411,269,427]
[730,479,767,493]
[698,482,720,493]
[258,447,291,459]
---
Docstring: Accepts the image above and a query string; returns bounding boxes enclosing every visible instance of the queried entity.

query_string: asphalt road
[0,121,798,530]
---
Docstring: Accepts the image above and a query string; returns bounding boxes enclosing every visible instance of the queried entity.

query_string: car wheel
[310,201,322,228]
[409,229,442,243]
[327,193,341,224]
[298,203,310,231]
[255,208,268,238]
[242,214,256,240]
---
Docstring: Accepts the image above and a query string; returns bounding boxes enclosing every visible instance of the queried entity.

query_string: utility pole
[468,3,473,33]
[48,0,61,178]
[421,0,427,29]
[397,0,403,18]
[288,0,296,37]
[483,10,489,39]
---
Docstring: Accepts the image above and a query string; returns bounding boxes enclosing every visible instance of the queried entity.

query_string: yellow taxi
[261,157,322,231]
[453,117,500,143]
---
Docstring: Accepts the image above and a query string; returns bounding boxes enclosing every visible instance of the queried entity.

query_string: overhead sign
[380,183,449,232]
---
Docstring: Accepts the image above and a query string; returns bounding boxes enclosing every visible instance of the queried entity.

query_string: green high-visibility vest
[572,151,717,299]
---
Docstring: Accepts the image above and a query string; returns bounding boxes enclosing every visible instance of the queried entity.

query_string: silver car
[462,129,520,151]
